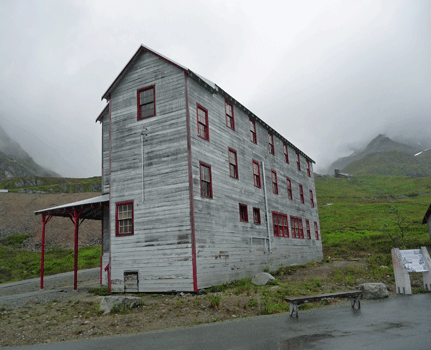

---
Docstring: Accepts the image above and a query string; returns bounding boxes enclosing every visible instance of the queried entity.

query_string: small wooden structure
[286,290,362,317]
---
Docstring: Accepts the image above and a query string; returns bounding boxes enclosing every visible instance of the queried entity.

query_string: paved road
[7,293,431,350]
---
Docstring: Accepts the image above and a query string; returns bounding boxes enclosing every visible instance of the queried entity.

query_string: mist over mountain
[325,134,431,177]
[0,124,60,181]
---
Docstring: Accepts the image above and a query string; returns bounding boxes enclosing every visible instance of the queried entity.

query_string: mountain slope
[0,124,59,181]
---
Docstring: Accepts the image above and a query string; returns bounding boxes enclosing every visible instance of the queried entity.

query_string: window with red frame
[299,184,304,203]
[271,170,278,194]
[137,86,155,120]
[306,219,311,239]
[116,201,134,236]
[283,143,289,163]
[225,100,235,130]
[228,148,238,179]
[307,159,311,177]
[296,152,301,171]
[253,207,261,224]
[197,105,209,141]
[249,118,257,144]
[268,133,275,155]
[239,203,248,222]
[200,162,212,198]
[291,216,304,238]
[314,222,320,240]
[272,212,289,237]
[286,178,292,199]
[310,189,315,207]
[252,160,261,188]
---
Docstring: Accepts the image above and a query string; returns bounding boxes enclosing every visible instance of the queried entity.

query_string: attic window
[137,86,156,120]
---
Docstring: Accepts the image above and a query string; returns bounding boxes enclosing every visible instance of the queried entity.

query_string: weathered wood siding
[101,206,110,286]
[101,108,110,194]
[107,51,193,292]
[188,79,322,289]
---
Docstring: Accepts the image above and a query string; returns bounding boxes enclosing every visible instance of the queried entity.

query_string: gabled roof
[100,44,314,163]
[95,103,109,123]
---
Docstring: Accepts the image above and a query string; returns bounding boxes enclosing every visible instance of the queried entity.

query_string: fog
[0,0,429,176]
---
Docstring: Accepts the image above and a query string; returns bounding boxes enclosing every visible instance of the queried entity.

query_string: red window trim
[310,189,315,207]
[268,132,275,155]
[291,216,304,239]
[271,170,278,194]
[249,118,257,144]
[252,160,261,188]
[115,200,134,236]
[253,207,261,224]
[225,100,235,130]
[228,148,238,179]
[283,143,289,163]
[286,178,292,199]
[199,161,213,198]
[137,85,156,120]
[306,219,311,239]
[272,211,289,237]
[299,184,304,203]
[239,203,248,222]
[196,104,209,141]
[314,221,320,240]
[296,152,301,171]
[307,159,311,177]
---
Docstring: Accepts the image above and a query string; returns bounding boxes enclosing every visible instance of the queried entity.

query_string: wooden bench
[285,290,362,317]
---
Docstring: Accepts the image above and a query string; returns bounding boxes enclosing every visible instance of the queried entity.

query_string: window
[137,86,155,120]
[249,118,257,144]
[228,148,238,179]
[200,162,212,198]
[116,201,134,236]
[252,160,261,188]
[253,207,261,224]
[310,189,315,207]
[239,203,248,222]
[314,222,320,240]
[225,100,235,130]
[283,143,289,163]
[268,132,274,155]
[296,152,301,171]
[197,104,209,141]
[299,184,304,203]
[307,159,311,177]
[271,170,278,194]
[306,220,311,239]
[272,212,289,237]
[286,178,293,199]
[291,216,304,239]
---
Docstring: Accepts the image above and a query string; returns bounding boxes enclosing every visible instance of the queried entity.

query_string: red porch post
[73,209,79,290]
[40,213,52,289]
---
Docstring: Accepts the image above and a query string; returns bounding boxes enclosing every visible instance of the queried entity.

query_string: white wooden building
[37,45,323,292]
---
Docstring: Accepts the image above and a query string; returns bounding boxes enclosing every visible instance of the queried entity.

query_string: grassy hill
[316,174,431,258]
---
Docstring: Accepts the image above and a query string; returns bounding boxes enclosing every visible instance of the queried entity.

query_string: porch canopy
[34,194,109,290]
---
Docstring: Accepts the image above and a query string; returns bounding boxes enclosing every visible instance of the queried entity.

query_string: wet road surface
[7,293,431,350]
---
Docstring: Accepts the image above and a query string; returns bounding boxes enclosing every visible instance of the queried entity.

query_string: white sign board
[400,249,429,273]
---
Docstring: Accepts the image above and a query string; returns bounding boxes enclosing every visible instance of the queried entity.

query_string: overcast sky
[0,0,430,176]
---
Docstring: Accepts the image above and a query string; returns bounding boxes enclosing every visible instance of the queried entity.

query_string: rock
[359,283,389,299]
[251,272,275,286]
[99,296,142,314]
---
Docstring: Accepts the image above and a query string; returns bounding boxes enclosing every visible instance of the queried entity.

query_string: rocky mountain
[0,124,59,181]
[327,134,431,177]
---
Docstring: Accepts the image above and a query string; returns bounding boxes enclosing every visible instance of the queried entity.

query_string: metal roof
[34,194,109,220]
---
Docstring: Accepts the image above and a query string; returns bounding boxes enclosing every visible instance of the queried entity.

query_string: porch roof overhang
[34,194,109,220]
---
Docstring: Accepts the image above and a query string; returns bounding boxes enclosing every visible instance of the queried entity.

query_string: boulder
[251,272,275,286]
[99,296,142,314]
[359,283,389,299]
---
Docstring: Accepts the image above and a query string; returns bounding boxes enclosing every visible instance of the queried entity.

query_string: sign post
[391,247,431,294]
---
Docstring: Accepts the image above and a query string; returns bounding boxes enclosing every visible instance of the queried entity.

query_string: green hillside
[342,151,431,177]
[316,175,431,258]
